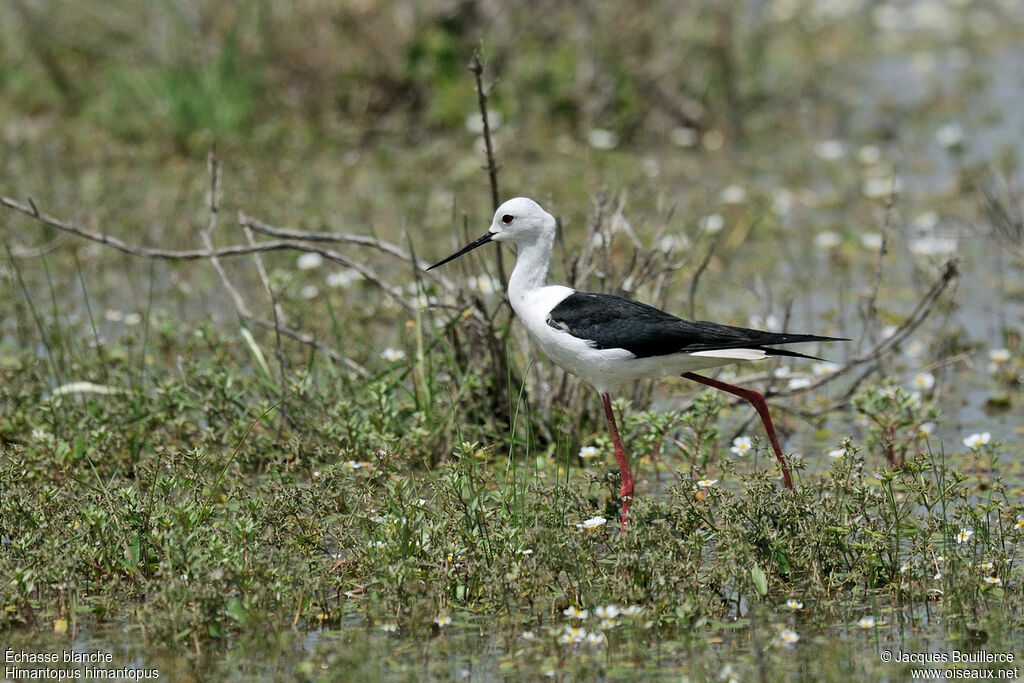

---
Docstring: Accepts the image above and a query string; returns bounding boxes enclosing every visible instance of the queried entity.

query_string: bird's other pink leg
[600,392,634,530]
[682,372,795,490]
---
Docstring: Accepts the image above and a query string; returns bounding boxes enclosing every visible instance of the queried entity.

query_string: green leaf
[751,564,768,596]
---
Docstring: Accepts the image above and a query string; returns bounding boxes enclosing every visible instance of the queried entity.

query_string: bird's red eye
[501,214,514,224]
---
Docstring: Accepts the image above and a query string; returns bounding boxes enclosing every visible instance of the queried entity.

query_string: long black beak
[426,232,494,271]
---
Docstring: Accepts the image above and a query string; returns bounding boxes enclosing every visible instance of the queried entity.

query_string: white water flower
[827,448,845,459]
[962,432,990,450]
[860,232,884,250]
[586,128,618,150]
[956,528,974,544]
[814,231,842,249]
[576,516,607,530]
[380,347,406,362]
[698,213,726,233]
[327,269,361,288]
[578,445,600,459]
[858,616,877,629]
[297,252,324,270]
[858,145,881,165]
[730,436,754,456]
[812,362,837,376]
[788,377,812,390]
[778,628,800,646]
[563,606,589,619]
[697,478,719,488]
[786,599,804,610]
[935,122,964,148]
[988,348,1010,363]
[911,372,935,392]
[719,184,747,204]
[815,139,847,160]
[595,605,620,619]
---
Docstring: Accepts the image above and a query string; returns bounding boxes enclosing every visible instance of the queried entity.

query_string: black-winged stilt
[428,197,845,528]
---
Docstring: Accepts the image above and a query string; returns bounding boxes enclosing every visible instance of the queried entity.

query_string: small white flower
[719,663,739,683]
[297,253,324,270]
[914,211,940,230]
[860,232,884,250]
[576,516,608,530]
[586,128,618,150]
[342,460,367,470]
[620,605,643,616]
[900,562,912,573]
[719,184,747,204]
[585,631,606,645]
[935,122,964,148]
[595,605,620,619]
[578,445,600,459]
[788,377,812,390]
[520,630,536,640]
[812,362,837,376]
[778,628,800,646]
[519,549,534,556]
[563,606,589,619]
[433,615,452,627]
[465,110,502,134]
[988,348,1010,363]
[380,347,406,362]
[327,270,361,288]
[827,448,845,459]
[467,275,500,296]
[380,623,398,632]
[858,145,882,165]
[956,528,974,544]
[983,576,1002,586]
[911,371,935,392]
[863,176,903,199]
[979,561,994,572]
[962,432,991,450]
[559,626,588,644]
[31,428,50,440]
[599,618,617,630]
[814,231,842,249]
[670,127,699,147]
[300,285,319,299]
[909,236,958,256]
[858,616,876,629]
[697,478,719,488]
[934,572,942,581]
[815,139,847,161]
[730,436,753,456]
[698,214,726,233]
[915,422,935,437]
[124,312,142,326]
[786,599,804,610]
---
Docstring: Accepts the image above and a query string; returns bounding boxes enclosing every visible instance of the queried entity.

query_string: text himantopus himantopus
[428,197,846,528]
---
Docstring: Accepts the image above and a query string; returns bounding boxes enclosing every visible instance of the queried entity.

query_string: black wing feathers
[546,292,844,359]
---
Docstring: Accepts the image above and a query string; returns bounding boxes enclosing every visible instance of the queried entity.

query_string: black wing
[546,292,845,359]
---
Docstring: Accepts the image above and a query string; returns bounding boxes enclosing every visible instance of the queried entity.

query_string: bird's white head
[487,197,555,244]
[427,196,555,271]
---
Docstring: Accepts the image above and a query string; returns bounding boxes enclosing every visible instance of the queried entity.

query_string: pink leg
[600,392,634,530]
[682,372,795,490]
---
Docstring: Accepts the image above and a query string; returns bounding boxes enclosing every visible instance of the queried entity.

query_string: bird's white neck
[507,233,553,305]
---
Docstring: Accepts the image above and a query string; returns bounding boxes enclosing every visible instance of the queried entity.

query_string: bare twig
[469,49,507,288]
[0,193,417,313]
